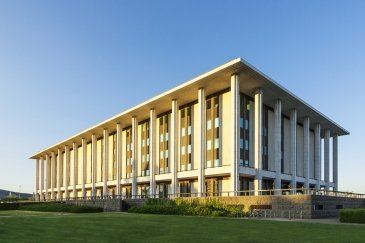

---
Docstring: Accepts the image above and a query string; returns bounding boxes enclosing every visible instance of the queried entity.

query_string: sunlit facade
[30,58,348,201]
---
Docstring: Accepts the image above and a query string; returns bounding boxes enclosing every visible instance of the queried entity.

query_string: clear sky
[0,1,364,194]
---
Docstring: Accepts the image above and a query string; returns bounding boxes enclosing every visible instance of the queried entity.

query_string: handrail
[35,188,365,201]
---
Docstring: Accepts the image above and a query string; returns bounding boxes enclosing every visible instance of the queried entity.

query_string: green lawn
[0,211,364,242]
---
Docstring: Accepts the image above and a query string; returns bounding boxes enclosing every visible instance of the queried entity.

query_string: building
[30,58,348,201]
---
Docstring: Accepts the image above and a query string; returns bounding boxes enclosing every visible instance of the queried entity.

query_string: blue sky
[0,1,364,194]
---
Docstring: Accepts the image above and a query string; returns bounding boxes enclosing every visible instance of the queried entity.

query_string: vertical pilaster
[51,152,56,199]
[131,117,138,198]
[289,109,297,193]
[254,88,263,195]
[303,117,310,189]
[116,124,121,196]
[57,149,62,199]
[91,134,96,197]
[149,110,156,197]
[65,145,70,198]
[324,129,330,190]
[40,156,44,201]
[314,124,321,189]
[36,159,39,199]
[171,99,178,196]
[73,142,78,198]
[46,154,50,200]
[230,73,240,195]
[81,138,87,197]
[103,129,109,197]
[198,88,206,196]
[333,134,338,191]
[274,99,282,195]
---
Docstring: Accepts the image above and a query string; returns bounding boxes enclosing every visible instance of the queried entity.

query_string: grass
[0,211,364,242]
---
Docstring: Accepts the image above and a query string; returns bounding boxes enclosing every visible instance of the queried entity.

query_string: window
[126,128,133,178]
[239,94,251,167]
[159,114,169,174]
[206,95,220,167]
[140,121,150,177]
[180,106,193,171]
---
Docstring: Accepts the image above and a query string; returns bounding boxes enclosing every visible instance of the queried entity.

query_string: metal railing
[35,188,365,202]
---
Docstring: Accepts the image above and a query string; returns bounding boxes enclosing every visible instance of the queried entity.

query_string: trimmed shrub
[0,202,20,210]
[340,208,365,224]
[128,198,245,217]
[18,202,103,213]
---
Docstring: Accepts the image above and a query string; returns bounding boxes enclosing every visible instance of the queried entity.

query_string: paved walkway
[256,217,365,226]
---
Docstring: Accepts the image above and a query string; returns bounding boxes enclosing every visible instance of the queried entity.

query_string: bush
[340,208,365,224]
[18,202,103,213]
[128,198,244,217]
[0,202,20,210]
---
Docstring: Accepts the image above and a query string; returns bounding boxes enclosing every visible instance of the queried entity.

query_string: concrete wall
[222,91,231,166]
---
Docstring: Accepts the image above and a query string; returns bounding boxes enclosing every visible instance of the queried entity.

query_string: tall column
[333,134,338,191]
[274,99,282,195]
[198,88,206,196]
[103,129,109,197]
[57,149,62,199]
[73,142,78,198]
[303,117,310,189]
[65,145,70,198]
[36,159,39,200]
[230,73,240,195]
[51,152,56,199]
[116,124,121,196]
[314,124,321,189]
[324,129,330,190]
[149,109,156,197]
[254,88,263,195]
[131,117,138,198]
[46,154,50,200]
[40,156,44,201]
[289,109,297,194]
[81,138,87,197]
[171,99,178,196]
[91,134,96,197]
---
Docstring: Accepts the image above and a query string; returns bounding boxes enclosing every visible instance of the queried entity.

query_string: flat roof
[30,58,349,159]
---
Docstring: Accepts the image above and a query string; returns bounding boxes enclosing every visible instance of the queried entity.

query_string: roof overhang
[30,58,349,159]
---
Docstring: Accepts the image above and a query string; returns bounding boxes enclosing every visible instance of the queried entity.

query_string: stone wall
[66,199,123,212]
[65,195,365,218]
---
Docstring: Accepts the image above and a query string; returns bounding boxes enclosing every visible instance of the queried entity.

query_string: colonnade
[35,73,339,200]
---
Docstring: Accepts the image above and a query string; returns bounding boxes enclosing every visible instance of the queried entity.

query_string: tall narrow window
[180,106,193,171]
[140,121,150,176]
[112,133,117,180]
[126,128,132,178]
[240,94,251,167]
[159,114,169,174]
[206,96,220,168]
[262,106,269,170]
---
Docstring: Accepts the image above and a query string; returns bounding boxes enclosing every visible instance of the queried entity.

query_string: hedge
[340,208,365,224]
[128,198,246,217]
[0,202,103,213]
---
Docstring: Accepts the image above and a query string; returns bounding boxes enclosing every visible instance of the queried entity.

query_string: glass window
[207,140,212,150]
[240,139,244,149]
[160,134,163,142]
[165,150,169,158]
[188,126,191,135]
[165,133,169,141]
[240,118,244,128]
[188,145,191,154]
[181,146,185,155]
[207,120,212,130]
[214,138,219,149]
[181,127,185,136]
[160,151,164,159]
[214,117,219,128]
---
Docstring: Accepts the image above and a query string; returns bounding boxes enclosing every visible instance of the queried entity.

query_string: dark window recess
[315,204,324,210]
[336,205,343,209]
[250,205,272,210]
